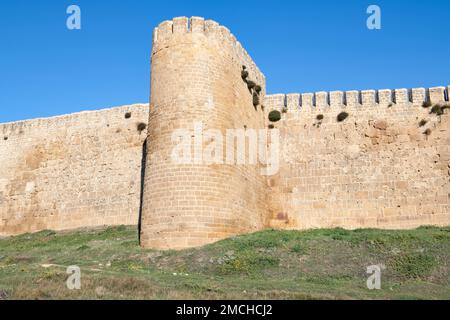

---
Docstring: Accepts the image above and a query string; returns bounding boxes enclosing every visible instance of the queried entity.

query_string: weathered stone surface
[0,105,149,236]
[0,17,449,250]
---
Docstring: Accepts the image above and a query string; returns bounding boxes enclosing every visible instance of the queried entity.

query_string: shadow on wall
[138,138,148,245]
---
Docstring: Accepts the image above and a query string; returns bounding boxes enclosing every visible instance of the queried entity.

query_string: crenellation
[378,89,393,105]
[190,16,205,33]
[286,93,300,111]
[330,91,344,107]
[152,27,158,45]
[412,88,426,105]
[218,25,232,41]
[315,92,329,108]
[301,93,314,110]
[345,90,360,107]
[429,86,446,103]
[361,90,376,106]
[265,85,450,114]
[394,88,409,104]
[157,20,173,41]
[205,19,219,35]
[265,94,286,112]
[172,16,189,34]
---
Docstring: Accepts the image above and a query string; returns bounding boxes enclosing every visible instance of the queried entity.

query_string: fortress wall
[265,87,450,230]
[140,17,269,249]
[0,104,149,236]
[1,16,449,247]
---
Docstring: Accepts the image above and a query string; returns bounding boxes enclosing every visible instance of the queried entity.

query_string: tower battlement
[265,86,449,112]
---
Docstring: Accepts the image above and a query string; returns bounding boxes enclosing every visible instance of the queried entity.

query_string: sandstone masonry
[0,17,449,249]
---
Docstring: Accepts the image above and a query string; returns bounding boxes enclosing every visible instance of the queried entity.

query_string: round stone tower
[140,17,269,249]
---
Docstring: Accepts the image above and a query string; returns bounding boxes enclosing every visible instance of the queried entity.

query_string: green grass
[0,226,448,300]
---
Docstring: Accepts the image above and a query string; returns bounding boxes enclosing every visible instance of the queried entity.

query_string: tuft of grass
[389,253,436,280]
[290,243,306,254]
[337,112,349,122]
[218,252,279,275]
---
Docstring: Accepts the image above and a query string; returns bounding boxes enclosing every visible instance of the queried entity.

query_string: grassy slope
[0,226,449,300]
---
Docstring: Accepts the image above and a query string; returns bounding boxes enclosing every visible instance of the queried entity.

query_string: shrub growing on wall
[422,101,432,108]
[337,112,349,122]
[268,110,281,122]
[419,119,428,127]
[241,70,249,81]
[137,123,147,133]
[253,92,260,107]
[247,80,256,90]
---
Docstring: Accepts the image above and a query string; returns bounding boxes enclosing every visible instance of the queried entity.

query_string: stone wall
[0,104,148,236]
[0,16,449,249]
[264,87,450,230]
[140,17,269,249]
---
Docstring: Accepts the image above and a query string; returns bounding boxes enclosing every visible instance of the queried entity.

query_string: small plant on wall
[241,65,249,81]
[430,104,450,116]
[268,110,281,123]
[422,101,432,108]
[314,114,324,128]
[241,65,263,110]
[418,119,428,127]
[137,122,147,133]
[247,80,257,91]
[253,92,260,107]
[337,112,349,122]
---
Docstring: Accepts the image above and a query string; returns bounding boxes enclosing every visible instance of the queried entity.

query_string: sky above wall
[0,0,449,122]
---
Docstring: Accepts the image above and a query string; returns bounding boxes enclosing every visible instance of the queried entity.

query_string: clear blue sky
[1,0,449,123]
